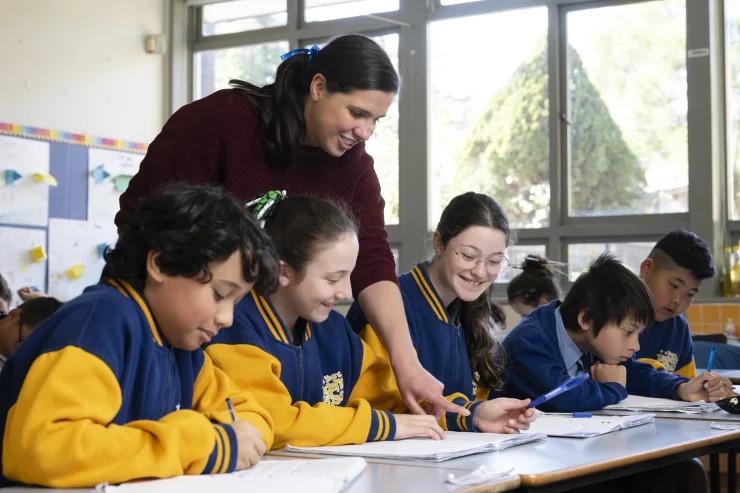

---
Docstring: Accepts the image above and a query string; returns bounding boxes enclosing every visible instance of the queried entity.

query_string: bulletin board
[0,122,147,304]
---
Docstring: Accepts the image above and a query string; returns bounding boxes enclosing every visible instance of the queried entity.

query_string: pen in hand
[226,397,238,423]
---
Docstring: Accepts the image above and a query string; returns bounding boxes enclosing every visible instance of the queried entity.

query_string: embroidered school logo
[472,371,480,397]
[322,371,344,406]
[657,350,679,372]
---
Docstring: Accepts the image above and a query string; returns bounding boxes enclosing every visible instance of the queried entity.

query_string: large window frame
[171,0,728,301]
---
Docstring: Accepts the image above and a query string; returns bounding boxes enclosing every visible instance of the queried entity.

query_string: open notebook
[96,457,366,493]
[284,431,546,462]
[523,412,655,438]
[603,395,719,414]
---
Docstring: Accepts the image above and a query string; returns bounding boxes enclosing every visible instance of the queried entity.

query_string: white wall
[0,0,167,144]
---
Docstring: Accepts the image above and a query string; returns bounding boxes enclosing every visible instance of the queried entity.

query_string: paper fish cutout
[4,169,22,185]
[113,174,133,192]
[91,165,111,184]
[65,264,85,280]
[28,245,47,263]
[96,242,109,258]
[31,172,58,186]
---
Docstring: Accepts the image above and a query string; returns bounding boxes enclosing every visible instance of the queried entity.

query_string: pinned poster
[47,219,118,301]
[0,135,51,226]
[0,226,47,304]
[87,148,143,224]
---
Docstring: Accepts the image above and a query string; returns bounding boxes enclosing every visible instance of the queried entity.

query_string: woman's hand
[472,398,535,434]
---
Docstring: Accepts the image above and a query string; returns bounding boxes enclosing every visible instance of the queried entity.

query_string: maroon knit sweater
[115,89,397,296]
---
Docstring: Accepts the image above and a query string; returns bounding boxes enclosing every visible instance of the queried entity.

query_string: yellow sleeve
[206,343,393,450]
[192,352,275,450]
[4,347,235,488]
[675,358,697,378]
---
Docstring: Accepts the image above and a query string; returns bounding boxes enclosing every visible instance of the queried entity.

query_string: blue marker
[706,346,717,373]
[527,373,590,408]
[573,412,592,418]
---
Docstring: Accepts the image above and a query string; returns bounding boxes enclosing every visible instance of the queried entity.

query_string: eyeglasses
[449,246,510,274]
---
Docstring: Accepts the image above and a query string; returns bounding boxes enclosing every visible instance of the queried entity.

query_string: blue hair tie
[280,44,320,63]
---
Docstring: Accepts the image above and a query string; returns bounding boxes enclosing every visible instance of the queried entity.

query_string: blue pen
[528,373,590,408]
[706,346,717,373]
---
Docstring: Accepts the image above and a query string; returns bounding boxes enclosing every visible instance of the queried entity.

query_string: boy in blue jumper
[0,184,280,487]
[636,229,716,379]
[503,254,727,412]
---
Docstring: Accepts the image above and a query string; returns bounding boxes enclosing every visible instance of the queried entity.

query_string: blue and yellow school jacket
[205,291,403,450]
[502,301,690,412]
[346,262,491,431]
[0,279,274,488]
[636,316,696,378]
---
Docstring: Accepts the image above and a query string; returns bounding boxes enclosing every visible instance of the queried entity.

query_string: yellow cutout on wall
[28,245,47,263]
[65,264,85,280]
[31,172,58,186]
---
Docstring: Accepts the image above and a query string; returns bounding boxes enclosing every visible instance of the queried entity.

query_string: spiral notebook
[284,431,546,462]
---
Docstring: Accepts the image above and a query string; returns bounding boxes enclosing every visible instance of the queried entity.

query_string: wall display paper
[0,135,51,226]
[47,218,118,302]
[0,226,47,305]
[88,148,142,224]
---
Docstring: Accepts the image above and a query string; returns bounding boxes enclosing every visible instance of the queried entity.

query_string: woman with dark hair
[116,34,460,417]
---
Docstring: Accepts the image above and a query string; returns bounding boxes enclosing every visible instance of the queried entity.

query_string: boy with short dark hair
[503,254,726,412]
[0,296,64,371]
[0,184,280,487]
[636,229,716,378]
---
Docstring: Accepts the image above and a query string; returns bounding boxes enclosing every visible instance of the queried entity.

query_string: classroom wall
[0,0,167,144]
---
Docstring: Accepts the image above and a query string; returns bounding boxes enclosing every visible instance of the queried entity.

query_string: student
[0,274,11,314]
[206,193,533,450]
[503,254,728,412]
[0,184,280,487]
[506,254,560,317]
[636,229,715,379]
[0,296,63,372]
[116,33,458,418]
[348,192,533,418]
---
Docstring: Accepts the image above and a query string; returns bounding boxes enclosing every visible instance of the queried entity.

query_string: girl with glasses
[348,192,535,432]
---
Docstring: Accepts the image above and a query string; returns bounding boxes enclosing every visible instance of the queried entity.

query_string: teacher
[115,34,464,418]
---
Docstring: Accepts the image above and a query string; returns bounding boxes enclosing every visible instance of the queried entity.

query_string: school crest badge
[322,371,344,406]
[657,350,679,372]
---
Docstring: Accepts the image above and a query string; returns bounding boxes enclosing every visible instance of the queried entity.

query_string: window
[728,0,740,220]
[201,0,287,36]
[193,41,288,100]
[566,0,687,217]
[567,242,653,281]
[428,7,549,229]
[498,244,548,284]
[304,0,399,23]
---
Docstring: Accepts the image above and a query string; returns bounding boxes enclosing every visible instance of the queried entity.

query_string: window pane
[728,0,740,219]
[305,0,399,23]
[201,0,287,36]
[567,242,653,281]
[440,0,484,5]
[364,33,400,225]
[566,1,687,217]
[193,41,288,99]
[497,244,547,284]
[429,8,549,229]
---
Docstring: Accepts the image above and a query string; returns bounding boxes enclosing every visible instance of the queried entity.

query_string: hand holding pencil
[227,398,268,470]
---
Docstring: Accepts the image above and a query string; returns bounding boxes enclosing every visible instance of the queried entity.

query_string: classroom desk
[0,460,521,493]
[282,418,740,493]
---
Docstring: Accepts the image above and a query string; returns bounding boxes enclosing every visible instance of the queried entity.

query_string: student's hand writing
[679,372,737,402]
[590,363,627,387]
[17,286,44,301]
[473,398,535,434]
[393,356,469,420]
[393,413,446,440]
[231,421,267,470]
